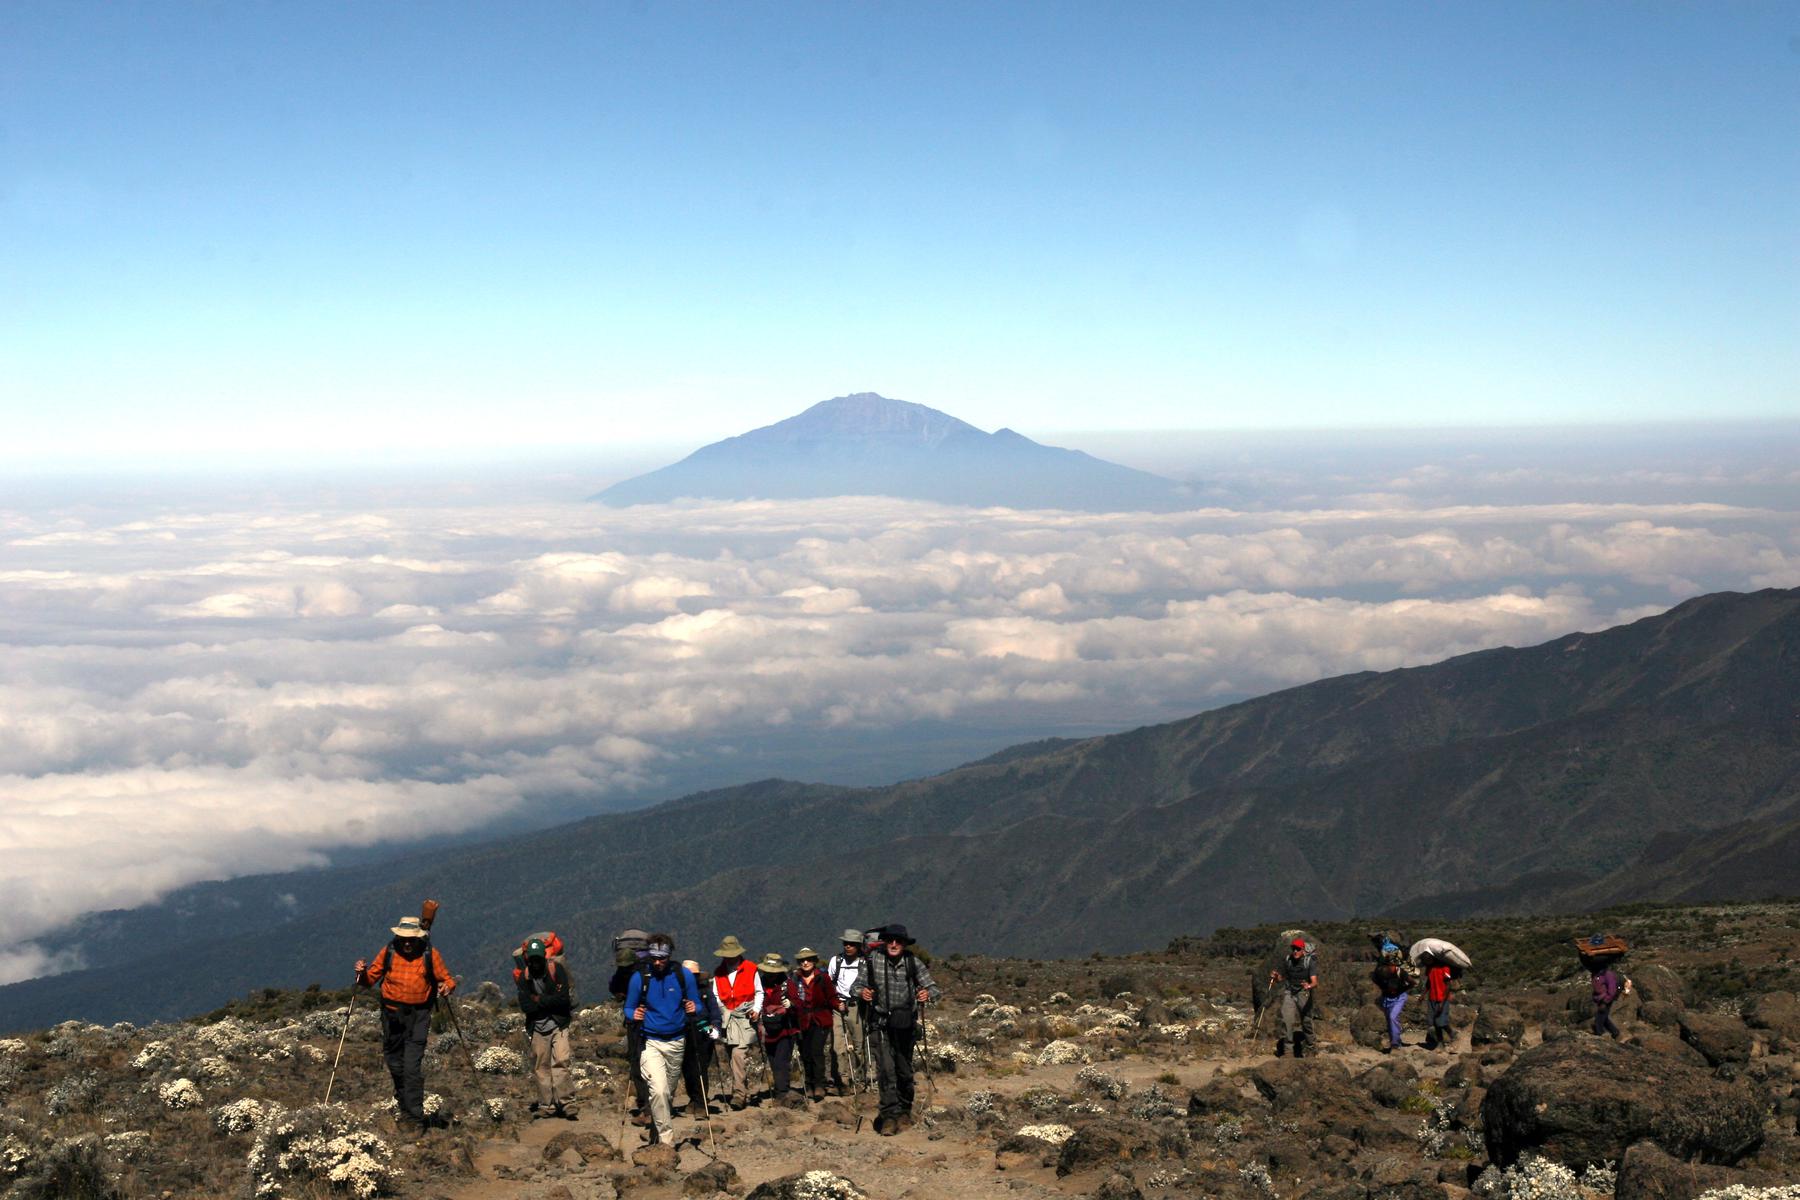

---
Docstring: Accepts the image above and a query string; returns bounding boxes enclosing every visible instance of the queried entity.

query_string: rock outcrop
[1481,1037,1764,1168]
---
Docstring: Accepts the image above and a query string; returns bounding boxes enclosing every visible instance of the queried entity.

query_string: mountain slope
[592,393,1192,511]
[4,587,1797,1030]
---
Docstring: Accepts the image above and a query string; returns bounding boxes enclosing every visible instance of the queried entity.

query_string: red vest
[715,959,759,1010]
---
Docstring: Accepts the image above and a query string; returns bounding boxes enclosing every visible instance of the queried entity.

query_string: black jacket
[517,962,574,1029]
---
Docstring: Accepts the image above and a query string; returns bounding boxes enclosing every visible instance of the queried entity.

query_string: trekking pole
[416,899,501,1124]
[916,999,936,1105]
[695,1052,721,1159]
[323,987,358,1104]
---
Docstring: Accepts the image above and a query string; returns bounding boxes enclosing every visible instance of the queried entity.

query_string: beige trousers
[639,1035,685,1142]
[529,1026,572,1107]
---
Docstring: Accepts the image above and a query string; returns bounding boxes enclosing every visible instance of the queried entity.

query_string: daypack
[511,930,566,983]
[613,928,649,967]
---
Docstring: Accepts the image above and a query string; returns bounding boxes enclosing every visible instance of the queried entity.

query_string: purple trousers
[1380,993,1408,1047]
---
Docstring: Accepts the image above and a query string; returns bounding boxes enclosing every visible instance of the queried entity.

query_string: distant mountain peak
[593,392,1192,512]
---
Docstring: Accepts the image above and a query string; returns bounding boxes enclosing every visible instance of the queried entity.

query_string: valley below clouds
[2,440,1797,982]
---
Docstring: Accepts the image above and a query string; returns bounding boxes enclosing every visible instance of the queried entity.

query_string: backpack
[511,930,566,983]
[613,928,649,967]
[377,939,438,999]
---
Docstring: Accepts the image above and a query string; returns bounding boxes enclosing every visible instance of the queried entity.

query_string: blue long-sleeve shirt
[624,965,700,1040]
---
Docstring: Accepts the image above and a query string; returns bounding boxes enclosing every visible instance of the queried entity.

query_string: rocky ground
[3,902,1800,1199]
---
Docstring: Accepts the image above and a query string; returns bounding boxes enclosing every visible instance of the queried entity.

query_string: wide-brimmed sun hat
[840,929,864,944]
[757,952,789,974]
[715,935,747,958]
[796,947,819,962]
[882,924,916,946]
[391,917,428,940]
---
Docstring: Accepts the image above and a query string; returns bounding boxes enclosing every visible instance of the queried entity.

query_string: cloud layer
[1,471,1796,982]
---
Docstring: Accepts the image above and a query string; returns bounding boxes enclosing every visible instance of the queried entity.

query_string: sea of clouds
[1,435,1796,982]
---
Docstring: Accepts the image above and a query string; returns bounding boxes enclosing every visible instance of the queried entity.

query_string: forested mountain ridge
[2,587,1795,1030]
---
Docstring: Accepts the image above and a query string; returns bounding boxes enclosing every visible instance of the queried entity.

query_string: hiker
[515,938,575,1117]
[353,915,456,1130]
[711,935,762,1110]
[1268,937,1317,1058]
[1590,959,1627,1040]
[826,929,865,1094]
[756,952,799,1100]
[623,933,700,1144]
[791,948,838,1100]
[856,923,941,1135]
[1371,937,1416,1053]
[678,959,724,1117]
[1423,961,1454,1051]
[609,934,652,1126]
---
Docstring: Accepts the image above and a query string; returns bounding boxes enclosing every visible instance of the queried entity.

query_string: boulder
[1632,965,1690,1009]
[1187,1077,1260,1117]
[1443,1058,1486,1090]
[542,1131,619,1166]
[1615,1139,1787,1200]
[745,1172,867,1200]
[1358,1065,1416,1109]
[1632,1030,1712,1066]
[1054,1118,1183,1176]
[1348,1004,1389,1049]
[1091,1174,1144,1200]
[1248,1057,1352,1111]
[682,1160,743,1198]
[1638,1000,1684,1029]
[1745,991,1800,1045]
[1481,1037,1764,1169]
[631,1144,679,1172]
[1678,1011,1753,1067]
[1471,1005,1525,1047]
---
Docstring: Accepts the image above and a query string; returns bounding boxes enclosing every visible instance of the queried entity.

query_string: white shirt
[827,953,863,1002]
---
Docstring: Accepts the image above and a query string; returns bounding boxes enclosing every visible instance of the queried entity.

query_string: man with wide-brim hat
[354,916,457,1131]
[710,934,761,1109]
[826,929,866,1095]
[855,923,941,1134]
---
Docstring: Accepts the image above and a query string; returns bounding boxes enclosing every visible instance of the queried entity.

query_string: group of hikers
[1262,928,1634,1058]
[352,916,938,1142]
[351,913,1636,1141]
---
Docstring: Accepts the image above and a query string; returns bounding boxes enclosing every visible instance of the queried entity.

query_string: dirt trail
[437,1032,1443,1200]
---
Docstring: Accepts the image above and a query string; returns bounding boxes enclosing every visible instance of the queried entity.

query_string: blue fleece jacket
[624,965,700,1040]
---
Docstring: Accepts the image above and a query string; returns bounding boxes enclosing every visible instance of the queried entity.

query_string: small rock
[744,1170,867,1200]
[1091,1173,1143,1200]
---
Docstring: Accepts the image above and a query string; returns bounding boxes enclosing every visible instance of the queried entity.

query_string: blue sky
[3,3,1796,462]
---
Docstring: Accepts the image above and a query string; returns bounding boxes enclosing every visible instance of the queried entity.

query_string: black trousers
[381,1003,432,1119]
[682,1031,715,1107]
[870,1025,918,1120]
[624,1021,650,1111]
[800,1027,831,1093]
[765,1037,794,1094]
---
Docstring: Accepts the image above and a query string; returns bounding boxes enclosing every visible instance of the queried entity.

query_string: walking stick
[695,1047,721,1159]
[1246,978,1278,1042]
[416,899,501,1124]
[323,988,358,1104]
[915,999,936,1106]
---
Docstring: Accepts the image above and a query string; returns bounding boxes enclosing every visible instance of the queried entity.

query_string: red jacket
[789,969,837,1031]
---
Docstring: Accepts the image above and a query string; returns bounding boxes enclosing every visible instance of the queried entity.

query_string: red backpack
[511,930,566,983]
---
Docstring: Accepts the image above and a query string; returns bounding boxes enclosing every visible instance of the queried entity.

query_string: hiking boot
[895,1113,914,1130]
[630,1111,652,1127]
[874,1116,897,1136]
[730,1096,747,1111]
[527,1101,543,1116]
[552,1103,575,1120]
